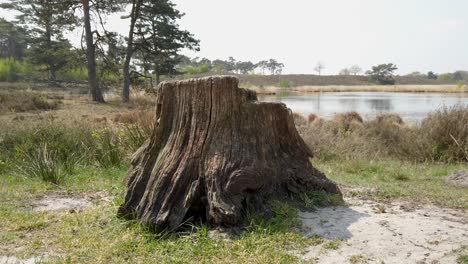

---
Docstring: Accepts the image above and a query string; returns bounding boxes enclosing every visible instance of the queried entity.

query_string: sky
[1,0,467,75]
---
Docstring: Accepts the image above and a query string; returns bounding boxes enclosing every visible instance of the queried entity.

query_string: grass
[348,254,368,264]
[298,106,468,163]
[0,166,327,263]
[315,158,468,208]
[16,144,68,185]
[321,239,341,250]
[0,90,62,113]
[1,157,466,262]
[0,87,467,262]
[459,255,468,264]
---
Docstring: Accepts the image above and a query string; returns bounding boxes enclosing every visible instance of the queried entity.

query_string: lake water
[259,92,468,122]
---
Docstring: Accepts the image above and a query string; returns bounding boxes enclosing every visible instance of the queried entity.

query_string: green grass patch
[315,158,468,208]
[0,166,325,263]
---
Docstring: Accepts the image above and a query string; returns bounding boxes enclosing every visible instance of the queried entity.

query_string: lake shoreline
[257,90,468,122]
[248,84,468,95]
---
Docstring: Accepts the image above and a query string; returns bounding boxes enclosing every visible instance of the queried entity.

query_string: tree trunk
[118,76,340,231]
[82,0,105,103]
[44,23,57,86]
[154,64,160,85]
[122,0,142,103]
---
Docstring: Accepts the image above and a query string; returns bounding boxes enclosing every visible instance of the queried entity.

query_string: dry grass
[0,90,63,113]
[298,106,468,163]
[250,84,467,95]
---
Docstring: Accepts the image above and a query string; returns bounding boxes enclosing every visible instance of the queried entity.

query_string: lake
[259,91,468,122]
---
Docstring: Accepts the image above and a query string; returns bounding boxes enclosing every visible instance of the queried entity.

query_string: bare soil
[300,198,468,264]
[446,170,468,188]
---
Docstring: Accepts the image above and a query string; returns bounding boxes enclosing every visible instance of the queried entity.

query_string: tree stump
[118,76,340,231]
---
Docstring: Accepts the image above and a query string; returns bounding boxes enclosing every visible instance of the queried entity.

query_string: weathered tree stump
[118,76,340,231]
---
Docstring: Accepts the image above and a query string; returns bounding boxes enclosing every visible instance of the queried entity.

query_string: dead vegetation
[0,90,63,113]
[296,105,468,162]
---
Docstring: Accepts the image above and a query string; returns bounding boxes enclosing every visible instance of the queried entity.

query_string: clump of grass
[89,128,126,168]
[389,169,410,181]
[333,111,363,132]
[421,105,468,162]
[0,119,133,179]
[113,110,154,151]
[375,113,404,125]
[292,112,308,127]
[308,113,318,123]
[322,239,341,250]
[16,144,66,184]
[278,80,292,88]
[349,254,368,264]
[299,191,344,210]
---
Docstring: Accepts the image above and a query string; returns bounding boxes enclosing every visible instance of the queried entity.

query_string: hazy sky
[1,0,467,75]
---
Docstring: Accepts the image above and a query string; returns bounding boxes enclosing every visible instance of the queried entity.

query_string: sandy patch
[32,197,91,212]
[0,255,49,264]
[300,199,467,263]
[31,191,112,212]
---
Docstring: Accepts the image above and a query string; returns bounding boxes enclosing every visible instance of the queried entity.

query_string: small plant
[457,80,464,89]
[349,254,368,264]
[322,239,341,250]
[17,144,66,184]
[277,80,291,88]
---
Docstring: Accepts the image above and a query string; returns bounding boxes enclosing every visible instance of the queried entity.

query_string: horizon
[1,0,467,75]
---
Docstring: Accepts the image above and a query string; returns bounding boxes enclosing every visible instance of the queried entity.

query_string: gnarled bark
[118,76,340,231]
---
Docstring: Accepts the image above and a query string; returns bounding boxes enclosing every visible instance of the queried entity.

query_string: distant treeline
[0,0,201,102]
[1,1,467,101]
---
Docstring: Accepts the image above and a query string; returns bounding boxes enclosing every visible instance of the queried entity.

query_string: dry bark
[118,76,340,231]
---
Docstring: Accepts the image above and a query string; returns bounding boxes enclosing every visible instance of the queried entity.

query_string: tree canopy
[366,63,398,85]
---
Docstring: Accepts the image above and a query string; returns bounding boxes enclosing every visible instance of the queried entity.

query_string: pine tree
[0,0,77,83]
[132,0,199,87]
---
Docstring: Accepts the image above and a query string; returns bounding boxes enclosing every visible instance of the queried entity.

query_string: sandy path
[300,198,468,264]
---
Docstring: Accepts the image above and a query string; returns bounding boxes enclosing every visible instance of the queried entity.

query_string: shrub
[333,112,363,133]
[292,113,307,127]
[375,113,403,125]
[307,113,318,123]
[277,80,292,88]
[420,105,468,162]
[0,59,36,82]
[57,67,88,82]
[299,106,468,162]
